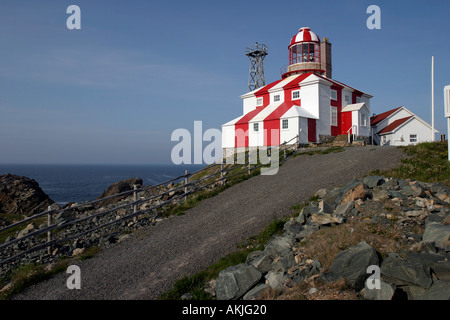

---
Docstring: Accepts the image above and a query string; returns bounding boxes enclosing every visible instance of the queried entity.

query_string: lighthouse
[222,26,372,157]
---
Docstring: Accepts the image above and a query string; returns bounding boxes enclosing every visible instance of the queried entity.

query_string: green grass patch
[0,259,69,300]
[370,141,450,184]
[293,146,345,157]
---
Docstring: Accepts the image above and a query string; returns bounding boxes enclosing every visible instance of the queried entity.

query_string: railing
[0,136,300,268]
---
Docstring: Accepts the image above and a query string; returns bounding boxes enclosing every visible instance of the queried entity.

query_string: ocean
[0,164,205,206]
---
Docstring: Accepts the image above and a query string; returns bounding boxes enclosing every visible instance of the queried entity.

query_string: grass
[293,146,345,157]
[159,216,290,300]
[370,141,450,184]
[0,259,69,300]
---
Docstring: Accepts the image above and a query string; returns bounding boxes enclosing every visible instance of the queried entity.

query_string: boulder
[0,174,55,217]
[311,213,343,226]
[322,241,379,291]
[243,283,269,300]
[380,253,432,289]
[363,176,384,189]
[246,251,273,274]
[363,280,396,300]
[214,263,262,300]
[265,271,284,289]
[422,222,450,250]
[95,178,143,207]
[340,182,366,205]
[263,235,294,260]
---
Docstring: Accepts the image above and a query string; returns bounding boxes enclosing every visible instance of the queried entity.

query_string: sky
[0,0,449,164]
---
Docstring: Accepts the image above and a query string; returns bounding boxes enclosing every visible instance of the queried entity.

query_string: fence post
[220,158,224,186]
[47,205,52,255]
[184,170,188,203]
[133,185,138,222]
[283,143,287,159]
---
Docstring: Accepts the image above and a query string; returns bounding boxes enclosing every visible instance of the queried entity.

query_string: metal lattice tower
[246,42,268,91]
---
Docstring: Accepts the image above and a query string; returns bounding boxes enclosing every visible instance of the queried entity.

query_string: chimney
[320,37,332,79]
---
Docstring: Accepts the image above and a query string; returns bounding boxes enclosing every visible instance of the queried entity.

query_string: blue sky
[0,0,449,164]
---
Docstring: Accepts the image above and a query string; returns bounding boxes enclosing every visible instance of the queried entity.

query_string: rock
[283,220,302,236]
[314,188,327,198]
[308,287,318,295]
[420,280,450,300]
[265,271,284,289]
[181,293,193,300]
[334,201,355,216]
[405,252,450,282]
[95,178,143,207]
[322,241,379,291]
[55,209,78,225]
[243,283,269,300]
[246,251,273,274]
[363,176,384,189]
[318,200,333,214]
[72,248,85,257]
[363,280,396,300]
[311,213,343,226]
[380,253,432,289]
[372,187,390,201]
[0,174,55,217]
[340,182,366,205]
[422,222,450,250]
[214,264,262,300]
[263,235,294,260]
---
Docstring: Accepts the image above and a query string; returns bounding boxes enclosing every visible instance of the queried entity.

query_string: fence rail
[0,136,300,267]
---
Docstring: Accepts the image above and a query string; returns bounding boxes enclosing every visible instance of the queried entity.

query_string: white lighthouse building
[222,27,373,156]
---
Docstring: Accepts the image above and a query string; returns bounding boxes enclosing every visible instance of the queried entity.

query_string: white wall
[317,83,332,136]
[243,96,257,114]
[280,117,299,145]
[222,125,236,148]
[248,121,264,147]
[381,118,433,146]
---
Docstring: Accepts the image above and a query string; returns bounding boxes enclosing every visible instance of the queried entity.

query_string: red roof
[289,27,320,47]
[378,116,413,135]
[370,107,401,126]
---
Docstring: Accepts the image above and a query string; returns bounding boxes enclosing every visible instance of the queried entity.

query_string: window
[289,42,320,64]
[330,90,338,101]
[253,123,259,132]
[361,114,367,127]
[292,90,300,100]
[410,134,417,143]
[382,135,387,144]
[282,119,289,129]
[356,97,362,103]
[256,97,263,106]
[274,95,280,102]
[344,94,350,103]
[331,107,338,126]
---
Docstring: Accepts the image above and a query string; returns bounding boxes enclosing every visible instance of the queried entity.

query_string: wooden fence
[0,136,299,267]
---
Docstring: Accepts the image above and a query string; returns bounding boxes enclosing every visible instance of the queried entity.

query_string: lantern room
[283,27,331,79]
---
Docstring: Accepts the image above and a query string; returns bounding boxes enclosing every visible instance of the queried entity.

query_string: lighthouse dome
[289,27,320,48]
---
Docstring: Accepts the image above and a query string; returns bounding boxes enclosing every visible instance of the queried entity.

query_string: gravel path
[12,146,405,300]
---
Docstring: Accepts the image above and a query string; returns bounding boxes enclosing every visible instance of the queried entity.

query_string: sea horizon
[0,163,206,205]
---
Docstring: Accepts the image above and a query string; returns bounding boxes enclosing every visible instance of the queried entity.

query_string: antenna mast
[246,42,268,91]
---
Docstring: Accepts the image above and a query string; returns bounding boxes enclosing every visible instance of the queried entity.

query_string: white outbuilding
[370,106,437,146]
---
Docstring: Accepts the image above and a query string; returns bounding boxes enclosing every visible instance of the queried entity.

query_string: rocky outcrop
[95,178,144,207]
[210,176,450,300]
[0,174,55,217]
